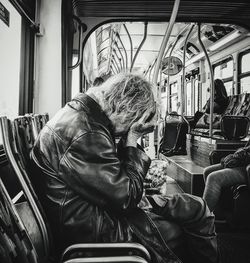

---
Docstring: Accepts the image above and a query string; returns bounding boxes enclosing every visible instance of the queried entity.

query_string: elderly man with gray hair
[31,73,218,263]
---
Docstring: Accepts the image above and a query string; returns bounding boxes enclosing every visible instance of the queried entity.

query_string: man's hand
[125,110,156,147]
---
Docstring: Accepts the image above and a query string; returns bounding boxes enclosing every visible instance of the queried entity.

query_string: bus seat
[191,93,250,140]
[0,116,152,263]
[0,178,38,263]
[61,243,151,263]
[0,116,52,262]
[13,116,35,169]
[31,114,49,139]
[62,256,149,263]
[209,149,250,230]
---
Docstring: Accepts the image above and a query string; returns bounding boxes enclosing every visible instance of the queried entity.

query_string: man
[31,73,218,263]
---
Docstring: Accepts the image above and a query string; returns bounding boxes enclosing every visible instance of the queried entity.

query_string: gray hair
[101,73,156,126]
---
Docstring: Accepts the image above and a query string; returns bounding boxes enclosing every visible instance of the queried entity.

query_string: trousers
[149,193,218,263]
[203,163,247,212]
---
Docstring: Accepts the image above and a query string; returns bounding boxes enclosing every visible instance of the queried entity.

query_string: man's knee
[153,193,211,224]
[203,167,211,181]
[206,170,224,186]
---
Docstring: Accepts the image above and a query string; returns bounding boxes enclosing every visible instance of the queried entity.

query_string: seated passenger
[204,79,229,115]
[192,79,229,128]
[203,139,250,212]
[31,73,218,263]
[161,79,229,157]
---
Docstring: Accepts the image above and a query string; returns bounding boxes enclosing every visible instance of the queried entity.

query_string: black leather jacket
[31,94,183,263]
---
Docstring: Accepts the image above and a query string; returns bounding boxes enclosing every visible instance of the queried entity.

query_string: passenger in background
[93,76,104,86]
[203,140,250,212]
[161,79,229,157]
[204,78,229,115]
[31,73,218,263]
[192,78,229,126]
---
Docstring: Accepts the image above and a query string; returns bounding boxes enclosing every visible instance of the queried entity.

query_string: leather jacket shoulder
[32,93,151,211]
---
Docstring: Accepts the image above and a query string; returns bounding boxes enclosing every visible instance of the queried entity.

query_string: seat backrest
[31,114,49,139]
[223,94,242,115]
[13,116,35,169]
[235,93,250,117]
[0,178,38,263]
[0,116,52,263]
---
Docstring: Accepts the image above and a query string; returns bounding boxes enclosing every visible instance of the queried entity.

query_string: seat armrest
[209,149,237,165]
[63,255,149,263]
[61,243,151,262]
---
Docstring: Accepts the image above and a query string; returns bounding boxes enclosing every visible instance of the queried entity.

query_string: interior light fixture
[208,30,241,52]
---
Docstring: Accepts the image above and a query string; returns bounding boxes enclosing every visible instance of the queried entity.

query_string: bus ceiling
[68,0,250,79]
[71,0,250,30]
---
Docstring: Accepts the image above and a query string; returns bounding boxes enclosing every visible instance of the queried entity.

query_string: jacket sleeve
[222,146,250,168]
[59,131,151,211]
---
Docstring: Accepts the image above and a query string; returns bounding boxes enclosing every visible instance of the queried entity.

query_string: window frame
[238,48,250,94]
[212,56,234,95]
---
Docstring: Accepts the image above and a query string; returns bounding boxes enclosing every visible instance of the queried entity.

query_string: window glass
[240,77,250,93]
[0,0,21,119]
[194,79,199,113]
[241,52,250,74]
[186,81,192,115]
[170,95,178,113]
[224,81,233,95]
[169,82,178,113]
[214,59,233,80]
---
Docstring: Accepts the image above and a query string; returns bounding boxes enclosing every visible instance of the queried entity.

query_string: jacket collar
[71,93,115,136]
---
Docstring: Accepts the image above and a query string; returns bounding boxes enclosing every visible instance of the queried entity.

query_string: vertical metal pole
[181,24,195,116]
[130,22,148,71]
[115,42,125,70]
[152,0,180,86]
[197,23,214,139]
[123,24,133,68]
[167,34,182,112]
[116,33,128,70]
[149,0,180,159]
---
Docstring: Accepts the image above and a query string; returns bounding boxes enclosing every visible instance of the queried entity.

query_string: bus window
[213,57,234,95]
[194,78,199,113]
[239,49,250,93]
[169,82,178,113]
[0,0,21,119]
[186,81,192,115]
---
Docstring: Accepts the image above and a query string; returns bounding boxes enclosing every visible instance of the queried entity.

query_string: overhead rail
[166,34,182,112]
[113,49,123,70]
[144,65,151,77]
[107,30,115,74]
[123,24,133,68]
[116,33,128,70]
[197,23,215,139]
[181,24,195,116]
[113,54,121,72]
[148,58,157,81]
[69,16,84,70]
[112,56,120,73]
[115,41,125,70]
[130,22,148,71]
